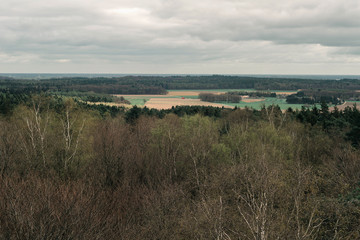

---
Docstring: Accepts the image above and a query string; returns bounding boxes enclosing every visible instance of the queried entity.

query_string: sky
[1,0,360,74]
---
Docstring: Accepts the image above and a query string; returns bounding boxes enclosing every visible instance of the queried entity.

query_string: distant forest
[1,75,360,95]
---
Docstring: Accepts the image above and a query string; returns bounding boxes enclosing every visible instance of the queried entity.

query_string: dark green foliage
[53,91,118,103]
[0,90,31,115]
[125,105,143,124]
[124,105,224,124]
[199,93,242,103]
[75,100,125,117]
[0,77,168,95]
[2,75,360,93]
[296,103,360,146]
[228,90,277,98]
[286,89,360,104]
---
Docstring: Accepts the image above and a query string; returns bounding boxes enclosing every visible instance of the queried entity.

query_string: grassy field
[220,98,320,110]
[127,98,150,106]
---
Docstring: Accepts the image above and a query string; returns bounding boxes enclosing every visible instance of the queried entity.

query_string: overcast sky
[1,0,360,74]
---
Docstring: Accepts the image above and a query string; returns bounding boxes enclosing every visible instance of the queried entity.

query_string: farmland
[144,98,232,109]
[114,89,320,110]
[2,75,360,112]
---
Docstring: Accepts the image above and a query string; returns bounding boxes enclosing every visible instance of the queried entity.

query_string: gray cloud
[0,0,360,73]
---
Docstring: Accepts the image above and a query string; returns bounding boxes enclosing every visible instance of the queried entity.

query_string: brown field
[330,101,360,111]
[166,91,225,96]
[144,98,232,109]
[276,91,297,95]
[113,94,167,98]
[241,98,265,103]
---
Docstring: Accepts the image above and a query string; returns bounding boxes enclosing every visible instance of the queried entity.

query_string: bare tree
[16,97,51,169]
[235,163,274,240]
[60,100,85,170]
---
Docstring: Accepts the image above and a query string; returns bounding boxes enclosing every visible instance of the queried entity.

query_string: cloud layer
[1,0,360,74]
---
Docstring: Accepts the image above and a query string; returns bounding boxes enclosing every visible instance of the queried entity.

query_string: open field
[330,101,360,111]
[144,98,232,109]
[167,91,225,96]
[220,98,322,110]
[114,89,356,110]
[274,91,298,95]
[241,98,265,103]
[114,89,299,106]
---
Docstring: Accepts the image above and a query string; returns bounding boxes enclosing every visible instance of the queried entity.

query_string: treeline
[301,89,360,101]
[146,75,360,90]
[0,90,126,116]
[67,84,167,94]
[52,91,118,103]
[295,102,360,146]
[228,91,277,97]
[285,89,360,104]
[2,75,360,93]
[198,93,242,103]
[0,95,359,239]
[0,77,168,95]
[0,89,31,115]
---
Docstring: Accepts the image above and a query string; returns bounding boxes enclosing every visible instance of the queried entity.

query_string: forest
[286,90,360,105]
[198,93,242,103]
[0,90,360,239]
[227,91,277,98]
[2,75,360,94]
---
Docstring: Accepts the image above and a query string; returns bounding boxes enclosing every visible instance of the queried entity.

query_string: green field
[219,98,321,110]
[126,98,150,106]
